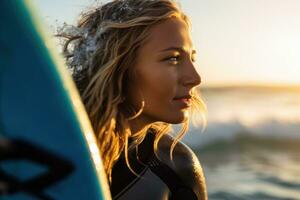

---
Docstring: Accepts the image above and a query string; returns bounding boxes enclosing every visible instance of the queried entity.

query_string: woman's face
[128,17,201,126]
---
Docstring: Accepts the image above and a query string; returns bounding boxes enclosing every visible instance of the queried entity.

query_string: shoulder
[156,134,208,200]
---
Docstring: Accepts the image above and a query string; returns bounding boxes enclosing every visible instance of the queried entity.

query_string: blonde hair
[57,0,206,182]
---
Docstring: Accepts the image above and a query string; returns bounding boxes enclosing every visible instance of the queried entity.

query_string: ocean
[182,85,300,200]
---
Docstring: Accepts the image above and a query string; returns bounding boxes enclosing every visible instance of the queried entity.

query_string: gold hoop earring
[127,100,145,120]
[126,90,145,120]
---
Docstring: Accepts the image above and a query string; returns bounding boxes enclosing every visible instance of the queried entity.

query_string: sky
[32,0,300,86]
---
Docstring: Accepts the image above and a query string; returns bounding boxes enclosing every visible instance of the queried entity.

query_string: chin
[164,111,189,124]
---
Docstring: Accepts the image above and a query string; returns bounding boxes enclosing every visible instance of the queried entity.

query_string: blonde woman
[58,0,207,199]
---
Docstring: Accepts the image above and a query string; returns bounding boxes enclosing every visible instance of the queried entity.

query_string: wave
[209,191,294,200]
[182,118,300,148]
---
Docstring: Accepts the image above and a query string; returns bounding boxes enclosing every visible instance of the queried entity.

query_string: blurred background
[32,0,300,199]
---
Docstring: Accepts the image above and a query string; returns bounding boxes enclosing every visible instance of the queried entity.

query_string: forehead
[142,17,193,52]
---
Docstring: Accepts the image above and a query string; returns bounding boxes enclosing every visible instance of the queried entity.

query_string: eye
[169,56,179,61]
[165,55,180,64]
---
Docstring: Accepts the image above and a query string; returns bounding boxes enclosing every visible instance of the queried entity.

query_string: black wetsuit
[110,131,198,200]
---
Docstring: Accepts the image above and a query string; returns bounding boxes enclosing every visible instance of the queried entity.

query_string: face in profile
[128,17,201,125]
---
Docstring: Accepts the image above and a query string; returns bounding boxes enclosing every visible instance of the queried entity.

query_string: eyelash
[192,56,196,62]
[164,55,196,64]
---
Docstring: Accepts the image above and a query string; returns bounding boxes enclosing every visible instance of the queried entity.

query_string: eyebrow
[159,46,196,54]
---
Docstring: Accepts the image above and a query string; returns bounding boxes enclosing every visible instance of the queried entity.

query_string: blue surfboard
[0,1,111,199]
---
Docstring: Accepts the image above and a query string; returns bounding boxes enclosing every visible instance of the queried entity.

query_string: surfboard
[0,1,111,200]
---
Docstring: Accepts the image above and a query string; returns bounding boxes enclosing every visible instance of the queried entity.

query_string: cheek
[141,68,177,103]
[129,63,186,123]
[140,69,183,118]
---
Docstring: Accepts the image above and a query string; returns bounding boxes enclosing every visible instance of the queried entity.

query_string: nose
[182,61,201,87]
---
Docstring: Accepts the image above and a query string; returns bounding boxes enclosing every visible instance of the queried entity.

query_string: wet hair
[57,0,206,182]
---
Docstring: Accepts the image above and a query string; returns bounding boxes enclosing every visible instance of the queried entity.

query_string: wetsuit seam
[113,166,149,200]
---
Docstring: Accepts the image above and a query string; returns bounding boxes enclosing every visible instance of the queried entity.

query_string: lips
[173,95,192,108]
[173,95,192,100]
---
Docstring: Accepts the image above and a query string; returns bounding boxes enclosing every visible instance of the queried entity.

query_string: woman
[58,0,207,199]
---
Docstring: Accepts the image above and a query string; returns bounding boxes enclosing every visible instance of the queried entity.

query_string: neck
[128,115,154,136]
